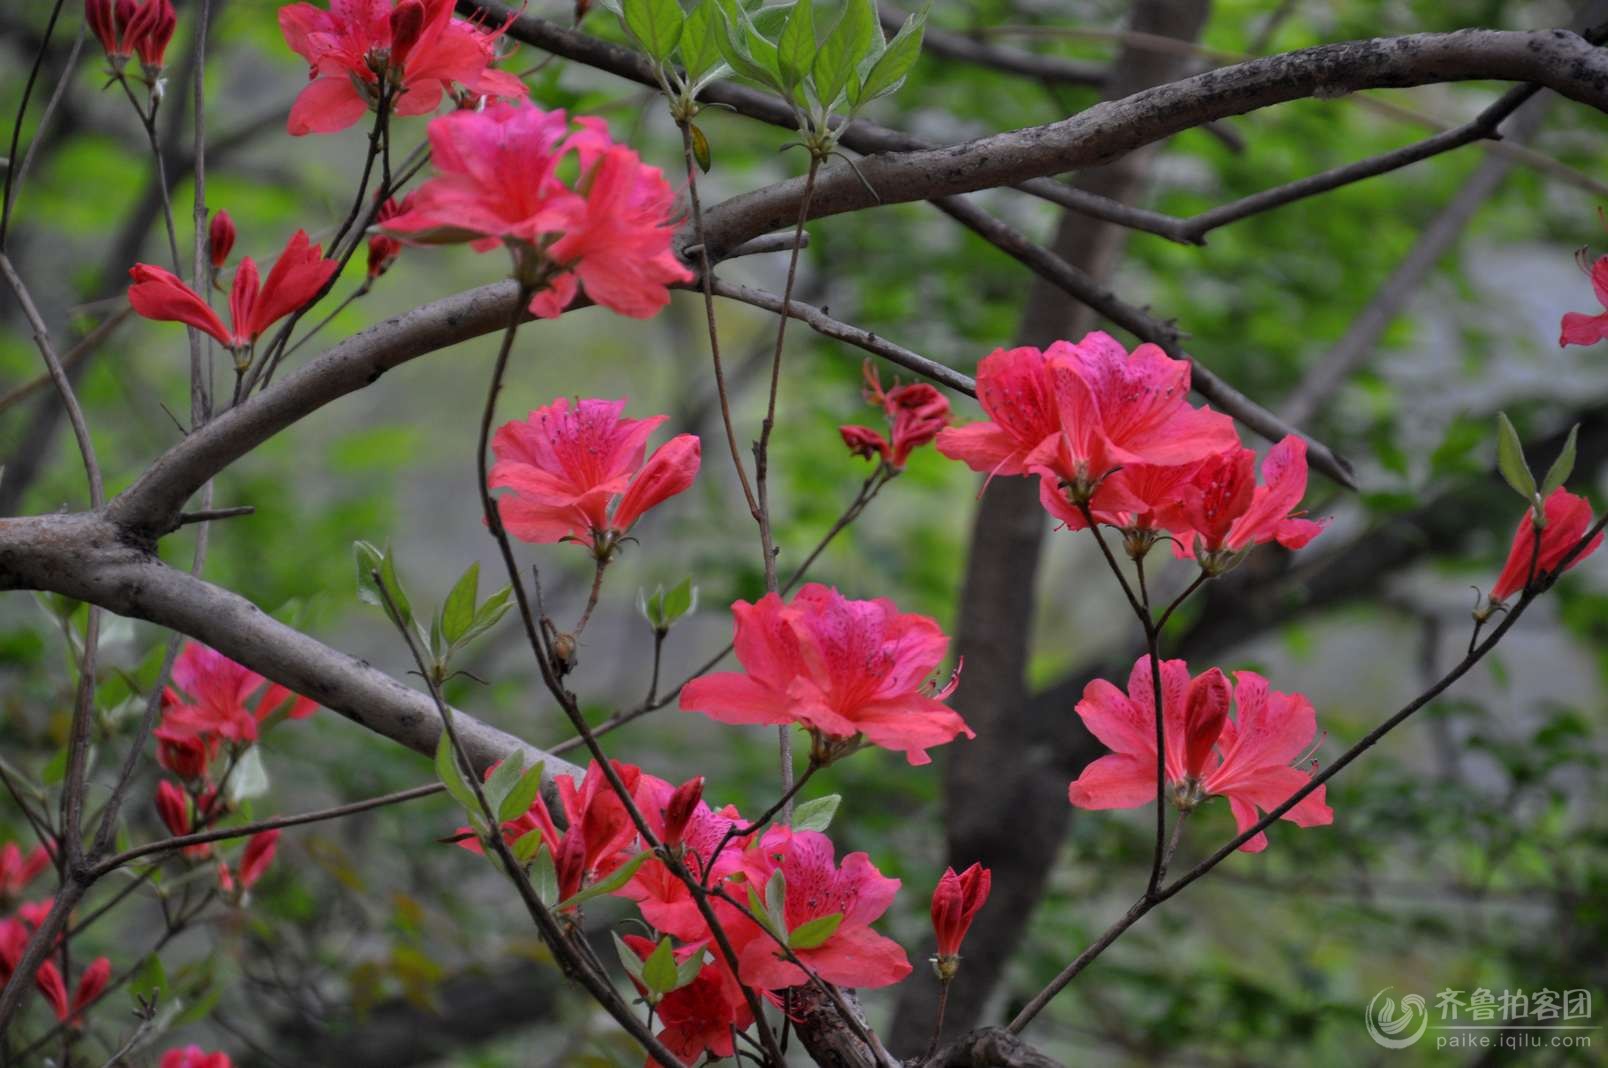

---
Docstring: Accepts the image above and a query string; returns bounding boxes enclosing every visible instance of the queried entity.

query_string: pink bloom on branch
[1560,253,1608,348]
[128,230,339,351]
[679,584,971,766]
[930,862,990,964]
[0,842,52,899]
[622,774,750,941]
[842,362,951,467]
[729,826,910,991]
[366,194,412,279]
[839,425,890,463]
[1067,657,1333,853]
[277,0,527,136]
[220,830,281,894]
[488,398,700,555]
[934,344,1063,481]
[1160,435,1326,569]
[159,642,318,748]
[161,1047,233,1068]
[1489,488,1603,602]
[381,105,691,318]
[620,935,753,1066]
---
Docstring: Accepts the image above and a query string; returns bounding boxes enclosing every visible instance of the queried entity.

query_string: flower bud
[208,209,236,269]
[155,780,191,837]
[133,0,176,73]
[930,862,991,978]
[388,0,427,71]
[663,776,703,847]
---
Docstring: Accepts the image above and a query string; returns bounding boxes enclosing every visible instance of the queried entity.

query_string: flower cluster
[1,890,110,1029]
[457,761,908,1065]
[680,583,971,766]
[936,333,1324,571]
[840,361,951,468]
[1067,656,1333,852]
[278,0,527,135]
[379,104,693,318]
[488,397,701,558]
[86,0,176,77]
[128,225,339,361]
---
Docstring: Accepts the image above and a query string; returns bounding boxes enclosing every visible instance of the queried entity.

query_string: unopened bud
[208,209,236,269]
[663,776,704,847]
[388,0,427,71]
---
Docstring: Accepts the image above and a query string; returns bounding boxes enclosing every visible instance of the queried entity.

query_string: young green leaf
[499,760,545,823]
[674,947,707,988]
[680,0,726,83]
[788,911,843,950]
[853,9,924,106]
[663,577,696,624]
[131,952,167,999]
[623,0,686,62]
[776,0,815,90]
[442,563,480,645]
[790,793,840,832]
[812,0,875,107]
[512,826,545,864]
[532,843,559,905]
[1495,412,1538,506]
[434,729,479,815]
[1539,423,1579,498]
[555,850,652,910]
[457,587,513,649]
[378,549,413,627]
[612,931,648,983]
[354,540,385,606]
[763,868,787,937]
[482,751,526,816]
[641,937,680,995]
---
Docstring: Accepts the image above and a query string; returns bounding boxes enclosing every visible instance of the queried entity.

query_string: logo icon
[1367,987,1430,1049]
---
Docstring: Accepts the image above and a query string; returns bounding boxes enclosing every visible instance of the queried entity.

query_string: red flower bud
[662,776,703,847]
[930,863,990,971]
[154,780,191,838]
[839,425,890,463]
[85,0,124,58]
[238,830,279,889]
[69,957,110,1026]
[208,210,235,269]
[388,0,427,69]
[132,0,176,71]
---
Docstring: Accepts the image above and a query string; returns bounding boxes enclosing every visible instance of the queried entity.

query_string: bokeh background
[2,0,1606,1064]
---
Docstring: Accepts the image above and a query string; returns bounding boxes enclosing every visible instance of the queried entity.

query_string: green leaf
[131,953,167,999]
[680,0,726,82]
[1495,412,1537,506]
[641,937,679,994]
[663,577,696,624]
[1539,424,1579,498]
[378,549,412,627]
[812,0,874,106]
[556,851,652,910]
[457,587,513,648]
[763,868,787,937]
[790,793,840,832]
[776,0,815,89]
[512,827,545,864]
[442,563,479,645]
[434,728,479,815]
[612,931,647,983]
[483,752,526,817]
[690,123,712,173]
[674,947,706,988]
[531,843,559,906]
[42,746,68,786]
[788,911,842,950]
[500,760,545,823]
[623,0,685,62]
[852,9,924,106]
[714,0,783,87]
[353,541,385,607]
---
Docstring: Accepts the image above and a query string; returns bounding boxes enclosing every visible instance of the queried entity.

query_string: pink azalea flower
[1489,488,1603,602]
[620,774,750,941]
[128,230,339,352]
[840,361,951,468]
[728,826,910,990]
[159,642,318,747]
[379,105,692,319]
[934,344,1064,481]
[277,0,527,136]
[219,830,280,895]
[0,842,52,900]
[679,584,972,766]
[1560,252,1608,348]
[1037,459,1204,556]
[365,193,412,279]
[620,934,753,1066]
[160,1047,233,1068]
[1068,657,1333,853]
[488,398,700,556]
[1160,436,1326,571]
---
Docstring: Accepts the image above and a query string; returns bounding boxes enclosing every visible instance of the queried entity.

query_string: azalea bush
[0,1,1605,1066]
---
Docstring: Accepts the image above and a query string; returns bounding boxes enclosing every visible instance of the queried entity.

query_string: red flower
[1560,252,1608,348]
[87,0,175,72]
[0,842,51,900]
[488,398,700,555]
[128,230,339,351]
[35,955,108,1027]
[277,0,527,136]
[154,780,213,859]
[841,361,951,468]
[620,934,753,1066]
[681,584,971,765]
[160,1047,233,1068]
[208,209,236,270]
[727,826,910,991]
[379,105,692,319]
[661,777,704,849]
[219,830,280,895]
[617,773,750,941]
[158,642,317,749]
[1067,657,1333,853]
[1158,436,1326,570]
[930,862,990,970]
[1489,488,1603,603]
